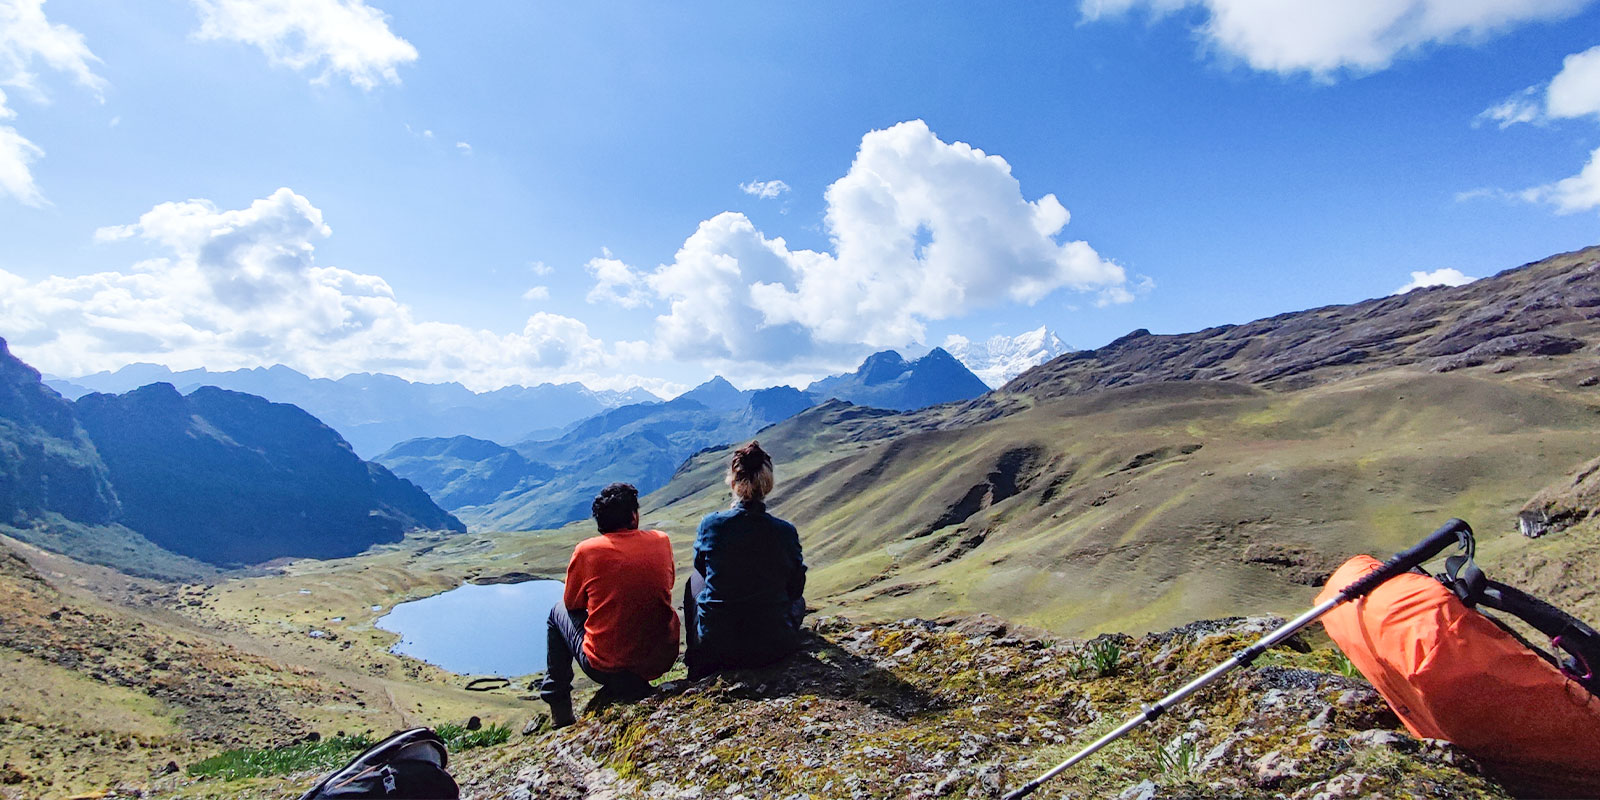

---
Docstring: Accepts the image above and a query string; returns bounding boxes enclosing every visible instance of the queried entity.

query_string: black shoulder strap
[1476,580,1600,694]
[1438,544,1600,698]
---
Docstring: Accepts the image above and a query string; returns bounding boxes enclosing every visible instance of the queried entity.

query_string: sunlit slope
[647,370,1600,636]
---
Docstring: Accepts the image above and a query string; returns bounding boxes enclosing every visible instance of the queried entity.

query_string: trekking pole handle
[1337,518,1470,601]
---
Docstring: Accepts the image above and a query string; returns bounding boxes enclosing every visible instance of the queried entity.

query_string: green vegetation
[185,724,511,782]
[1152,737,1197,776]
[1331,650,1362,679]
[187,735,375,780]
[1077,637,1123,677]
[436,721,513,750]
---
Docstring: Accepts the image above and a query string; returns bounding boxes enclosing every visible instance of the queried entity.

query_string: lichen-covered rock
[448,615,1514,799]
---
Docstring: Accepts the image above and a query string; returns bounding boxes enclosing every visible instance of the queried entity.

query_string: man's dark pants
[538,604,652,710]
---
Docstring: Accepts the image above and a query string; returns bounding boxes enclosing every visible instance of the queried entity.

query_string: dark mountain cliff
[74,384,463,566]
[1007,246,1600,400]
[0,338,120,527]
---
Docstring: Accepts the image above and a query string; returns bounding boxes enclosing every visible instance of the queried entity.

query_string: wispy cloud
[0,0,107,206]
[1476,44,1600,214]
[739,179,790,199]
[192,0,418,89]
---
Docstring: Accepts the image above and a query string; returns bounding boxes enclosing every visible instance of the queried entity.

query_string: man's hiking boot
[546,694,576,729]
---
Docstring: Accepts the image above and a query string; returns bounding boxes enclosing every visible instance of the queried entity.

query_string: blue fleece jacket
[693,499,806,657]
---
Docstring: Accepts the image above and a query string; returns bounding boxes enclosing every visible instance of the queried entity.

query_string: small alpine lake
[375,580,564,677]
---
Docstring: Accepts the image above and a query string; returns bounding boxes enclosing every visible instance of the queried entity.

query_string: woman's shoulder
[699,508,740,525]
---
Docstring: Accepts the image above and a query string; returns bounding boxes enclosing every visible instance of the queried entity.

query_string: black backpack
[297,728,459,800]
[1433,526,1600,697]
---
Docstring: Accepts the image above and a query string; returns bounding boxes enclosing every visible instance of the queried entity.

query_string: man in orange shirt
[539,483,680,727]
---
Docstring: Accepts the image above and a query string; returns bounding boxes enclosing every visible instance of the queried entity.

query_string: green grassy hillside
[645,368,1600,637]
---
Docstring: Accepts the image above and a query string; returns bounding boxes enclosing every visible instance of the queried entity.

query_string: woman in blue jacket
[683,440,807,679]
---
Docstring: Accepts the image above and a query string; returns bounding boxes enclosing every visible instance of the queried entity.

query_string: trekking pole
[1001,518,1473,800]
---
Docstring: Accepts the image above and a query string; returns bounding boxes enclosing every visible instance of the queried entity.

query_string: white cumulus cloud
[1395,267,1477,294]
[521,285,549,301]
[1547,44,1600,120]
[192,0,418,89]
[739,179,790,199]
[1,188,645,391]
[586,120,1129,373]
[0,0,106,205]
[1083,0,1591,78]
[584,254,653,309]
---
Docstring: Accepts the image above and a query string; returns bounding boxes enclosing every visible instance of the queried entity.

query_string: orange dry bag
[1318,555,1600,798]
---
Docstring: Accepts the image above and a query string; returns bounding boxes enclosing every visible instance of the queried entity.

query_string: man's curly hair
[592,482,640,532]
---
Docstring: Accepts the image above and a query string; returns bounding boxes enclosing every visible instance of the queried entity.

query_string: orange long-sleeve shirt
[563,528,680,678]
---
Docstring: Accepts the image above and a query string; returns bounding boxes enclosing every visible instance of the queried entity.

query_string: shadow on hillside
[634,631,944,719]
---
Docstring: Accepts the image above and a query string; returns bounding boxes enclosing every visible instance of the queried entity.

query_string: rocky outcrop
[1519,454,1600,538]
[451,615,1510,800]
[1008,246,1600,400]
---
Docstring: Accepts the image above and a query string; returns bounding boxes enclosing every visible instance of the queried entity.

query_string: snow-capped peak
[942,326,1070,388]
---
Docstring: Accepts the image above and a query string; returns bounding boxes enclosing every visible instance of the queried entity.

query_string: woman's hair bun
[732,440,772,477]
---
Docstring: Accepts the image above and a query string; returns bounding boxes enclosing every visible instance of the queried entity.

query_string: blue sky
[1,0,1597,395]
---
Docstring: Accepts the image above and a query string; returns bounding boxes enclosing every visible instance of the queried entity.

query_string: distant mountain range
[46,364,659,458]
[943,326,1070,388]
[0,339,462,571]
[379,347,991,531]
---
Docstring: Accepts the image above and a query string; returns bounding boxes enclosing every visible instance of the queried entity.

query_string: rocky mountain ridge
[76,383,465,565]
[1006,247,1600,400]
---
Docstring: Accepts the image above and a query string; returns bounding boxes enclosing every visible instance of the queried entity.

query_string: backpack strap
[1437,543,1600,698]
[1475,580,1600,696]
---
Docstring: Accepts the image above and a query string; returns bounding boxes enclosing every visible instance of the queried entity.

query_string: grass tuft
[187,735,374,780]
[1077,638,1123,677]
[1152,737,1197,777]
[436,721,513,751]
[187,723,512,782]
